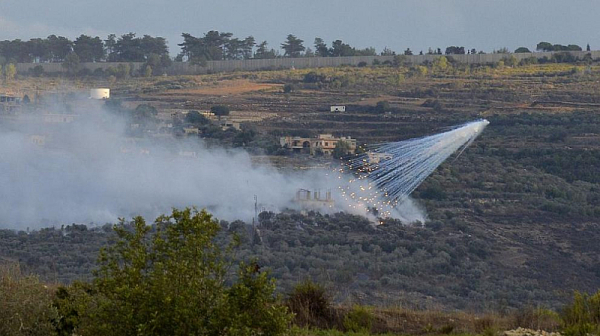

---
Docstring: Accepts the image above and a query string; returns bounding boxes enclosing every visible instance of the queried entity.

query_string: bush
[561,291,600,336]
[373,100,390,114]
[513,307,561,331]
[211,104,231,117]
[59,208,291,336]
[343,305,374,332]
[0,263,57,336]
[31,65,44,77]
[286,280,335,329]
[357,61,368,67]
[283,83,295,93]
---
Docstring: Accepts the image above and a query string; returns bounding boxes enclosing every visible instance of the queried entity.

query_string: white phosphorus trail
[340,119,489,219]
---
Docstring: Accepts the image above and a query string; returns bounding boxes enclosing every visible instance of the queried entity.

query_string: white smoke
[0,101,349,229]
[0,100,437,229]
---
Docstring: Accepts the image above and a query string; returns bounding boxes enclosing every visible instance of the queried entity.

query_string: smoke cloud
[1,100,421,229]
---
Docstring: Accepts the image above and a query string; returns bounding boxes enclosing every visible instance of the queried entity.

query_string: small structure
[30,135,46,146]
[367,152,393,164]
[0,94,21,113]
[43,114,77,123]
[330,105,346,112]
[90,88,110,100]
[183,127,200,135]
[219,118,241,131]
[294,189,335,209]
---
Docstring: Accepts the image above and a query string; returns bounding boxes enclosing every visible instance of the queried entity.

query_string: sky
[1,0,599,55]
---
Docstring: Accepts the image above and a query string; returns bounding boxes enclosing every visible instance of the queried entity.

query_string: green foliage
[343,305,374,332]
[4,63,16,80]
[215,261,292,335]
[0,263,57,336]
[31,65,44,77]
[284,83,296,93]
[60,208,292,336]
[286,280,335,329]
[433,56,449,73]
[211,104,231,116]
[561,291,600,336]
[282,34,306,58]
[332,140,352,158]
[185,110,210,125]
[515,47,531,53]
[374,100,390,113]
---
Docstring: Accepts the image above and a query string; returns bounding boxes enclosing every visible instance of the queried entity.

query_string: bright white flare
[341,119,489,219]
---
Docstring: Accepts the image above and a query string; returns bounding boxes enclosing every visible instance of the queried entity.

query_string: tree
[330,40,354,57]
[432,56,449,72]
[254,41,276,59]
[445,46,465,55]
[587,44,591,52]
[76,208,291,335]
[374,100,390,113]
[104,34,117,60]
[314,38,329,57]
[62,52,80,75]
[47,35,73,62]
[211,105,230,117]
[332,140,352,158]
[185,110,209,125]
[0,263,57,336]
[4,63,16,80]
[281,34,305,58]
[73,35,105,62]
[404,48,413,56]
[380,47,395,56]
[31,65,44,77]
[536,41,553,52]
[515,47,531,53]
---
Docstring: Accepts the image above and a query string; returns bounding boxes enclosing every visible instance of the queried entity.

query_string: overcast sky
[1,0,599,56]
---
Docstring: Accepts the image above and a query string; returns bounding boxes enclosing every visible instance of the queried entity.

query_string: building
[0,94,21,113]
[279,134,357,155]
[330,105,346,112]
[294,189,334,209]
[218,118,241,131]
[183,127,200,135]
[43,114,77,123]
[90,88,110,99]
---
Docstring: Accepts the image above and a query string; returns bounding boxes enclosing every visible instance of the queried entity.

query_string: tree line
[2,30,590,65]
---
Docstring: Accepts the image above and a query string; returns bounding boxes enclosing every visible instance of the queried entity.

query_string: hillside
[1,60,600,310]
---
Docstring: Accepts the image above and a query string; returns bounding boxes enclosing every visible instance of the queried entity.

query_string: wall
[16,51,600,76]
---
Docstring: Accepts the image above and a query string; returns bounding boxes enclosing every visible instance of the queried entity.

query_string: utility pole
[253,194,258,227]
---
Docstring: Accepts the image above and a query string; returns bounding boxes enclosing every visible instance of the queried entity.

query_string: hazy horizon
[1,0,599,57]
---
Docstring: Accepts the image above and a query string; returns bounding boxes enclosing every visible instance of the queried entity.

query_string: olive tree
[60,208,291,336]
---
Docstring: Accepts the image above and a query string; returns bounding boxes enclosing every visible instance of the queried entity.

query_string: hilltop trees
[536,42,583,52]
[314,38,329,57]
[281,34,306,58]
[515,47,531,53]
[73,35,105,62]
[177,30,255,63]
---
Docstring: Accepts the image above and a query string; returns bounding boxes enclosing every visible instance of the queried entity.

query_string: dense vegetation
[1,209,600,335]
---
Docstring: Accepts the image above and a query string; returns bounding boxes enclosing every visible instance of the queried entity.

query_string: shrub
[0,263,57,336]
[561,291,600,336]
[59,208,291,336]
[511,306,561,331]
[211,104,231,117]
[357,61,368,67]
[286,280,335,329]
[31,65,44,77]
[283,83,295,93]
[343,305,374,332]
